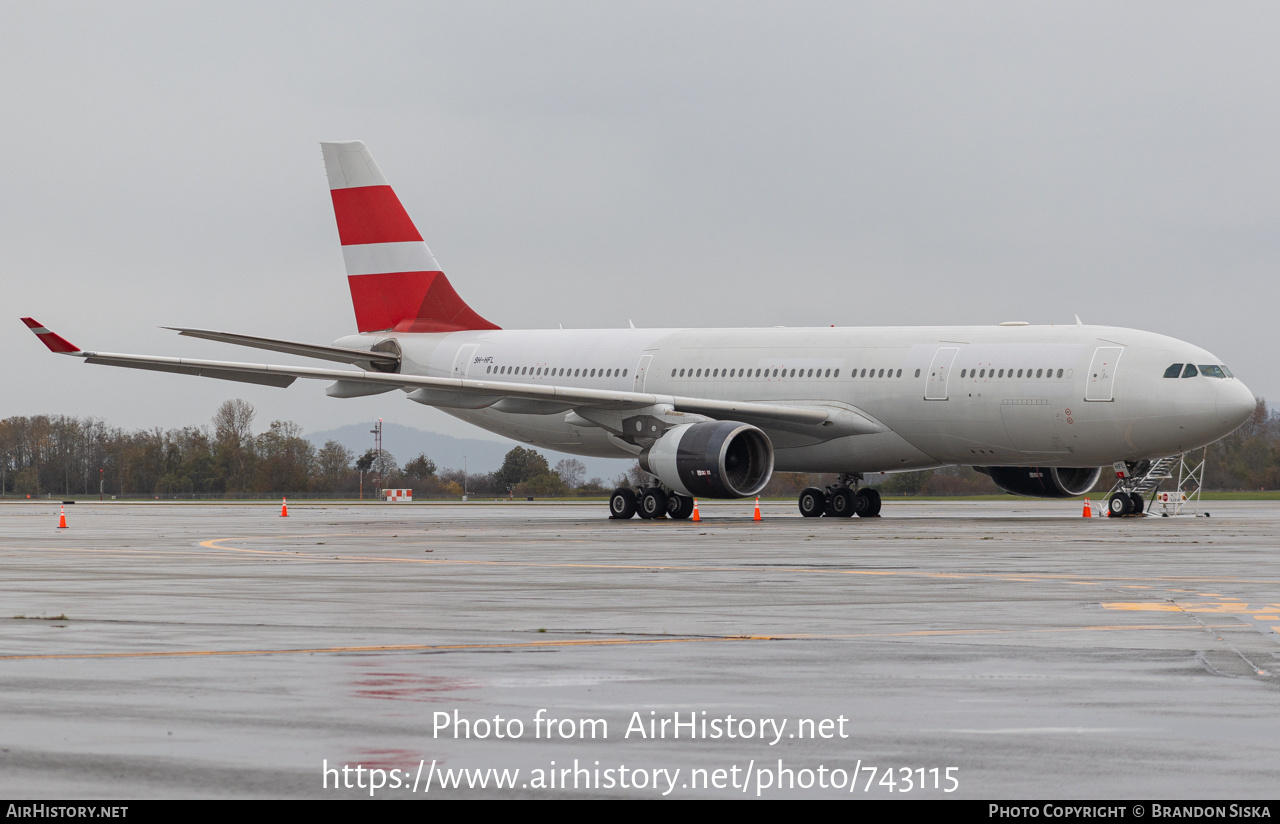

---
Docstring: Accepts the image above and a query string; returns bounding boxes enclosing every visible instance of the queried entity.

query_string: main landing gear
[798,475,881,518]
[609,487,695,520]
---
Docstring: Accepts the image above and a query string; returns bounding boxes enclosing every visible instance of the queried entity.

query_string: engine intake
[980,466,1102,498]
[639,421,774,499]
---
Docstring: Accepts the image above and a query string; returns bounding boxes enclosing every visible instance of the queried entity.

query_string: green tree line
[0,400,621,499]
[3,399,1274,499]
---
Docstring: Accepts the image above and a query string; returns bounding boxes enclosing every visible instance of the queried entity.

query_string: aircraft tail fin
[320,141,499,334]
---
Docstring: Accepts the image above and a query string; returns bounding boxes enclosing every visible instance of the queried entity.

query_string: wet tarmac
[1,499,1277,798]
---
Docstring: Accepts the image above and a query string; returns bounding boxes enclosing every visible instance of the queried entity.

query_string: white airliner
[23,141,1256,519]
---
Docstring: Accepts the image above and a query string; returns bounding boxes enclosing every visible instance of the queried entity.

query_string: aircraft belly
[773,432,939,474]
[443,408,637,459]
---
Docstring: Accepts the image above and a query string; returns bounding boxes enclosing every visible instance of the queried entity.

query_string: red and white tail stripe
[21,318,81,353]
[321,141,499,334]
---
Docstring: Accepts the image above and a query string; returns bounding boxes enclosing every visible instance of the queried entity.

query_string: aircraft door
[452,344,479,379]
[634,354,653,392]
[924,347,959,400]
[1084,346,1123,402]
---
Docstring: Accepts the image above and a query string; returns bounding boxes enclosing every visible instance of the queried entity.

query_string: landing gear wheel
[667,494,694,520]
[798,487,826,517]
[1128,491,1145,516]
[639,488,669,519]
[1108,493,1132,517]
[854,488,882,517]
[609,488,637,520]
[826,487,855,518]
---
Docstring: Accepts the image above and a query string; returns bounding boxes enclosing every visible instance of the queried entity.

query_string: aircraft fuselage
[335,323,1254,475]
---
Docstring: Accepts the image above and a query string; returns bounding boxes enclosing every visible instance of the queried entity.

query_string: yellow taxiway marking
[0,623,1242,662]
[196,536,1280,587]
[0,636,768,661]
[1104,601,1280,614]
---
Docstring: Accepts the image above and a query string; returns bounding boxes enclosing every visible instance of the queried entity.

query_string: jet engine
[638,421,774,499]
[979,466,1102,498]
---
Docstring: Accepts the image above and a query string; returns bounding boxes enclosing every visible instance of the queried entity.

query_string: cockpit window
[1164,363,1183,378]
[1181,364,1197,378]
[1198,364,1227,379]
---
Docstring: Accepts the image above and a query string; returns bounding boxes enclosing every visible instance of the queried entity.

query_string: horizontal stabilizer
[165,327,399,367]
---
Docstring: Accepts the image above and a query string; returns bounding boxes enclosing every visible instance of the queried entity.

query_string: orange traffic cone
[1082,498,1092,518]
[57,505,67,529]
[281,497,288,518]
[691,499,700,522]
[753,497,762,521]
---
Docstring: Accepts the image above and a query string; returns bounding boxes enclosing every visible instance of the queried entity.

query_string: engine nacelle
[980,466,1102,498]
[639,421,774,499]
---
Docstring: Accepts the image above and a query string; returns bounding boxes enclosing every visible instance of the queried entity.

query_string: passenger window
[834,369,840,377]
[878,369,884,378]
[1164,363,1183,378]
[1056,369,1063,378]
[1035,369,1042,378]
[897,369,902,378]
[914,369,921,377]
[1182,364,1197,378]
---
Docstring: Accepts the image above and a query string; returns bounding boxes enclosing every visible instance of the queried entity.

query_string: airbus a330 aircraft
[24,141,1257,520]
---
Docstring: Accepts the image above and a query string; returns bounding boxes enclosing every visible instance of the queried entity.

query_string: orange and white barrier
[383,488,414,502]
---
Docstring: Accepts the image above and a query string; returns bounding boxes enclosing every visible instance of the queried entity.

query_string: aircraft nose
[1216,379,1256,429]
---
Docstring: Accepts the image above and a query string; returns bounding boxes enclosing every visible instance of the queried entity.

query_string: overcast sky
[4,2,1277,442]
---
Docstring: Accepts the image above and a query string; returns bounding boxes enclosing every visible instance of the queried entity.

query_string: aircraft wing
[22,319,881,435]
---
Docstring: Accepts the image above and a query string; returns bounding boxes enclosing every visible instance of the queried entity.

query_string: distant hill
[306,421,635,482]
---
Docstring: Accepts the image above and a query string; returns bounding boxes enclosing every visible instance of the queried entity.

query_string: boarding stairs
[1106,449,1206,516]
[1133,456,1179,496]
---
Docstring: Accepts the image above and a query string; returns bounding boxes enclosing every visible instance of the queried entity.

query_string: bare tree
[554,458,586,489]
